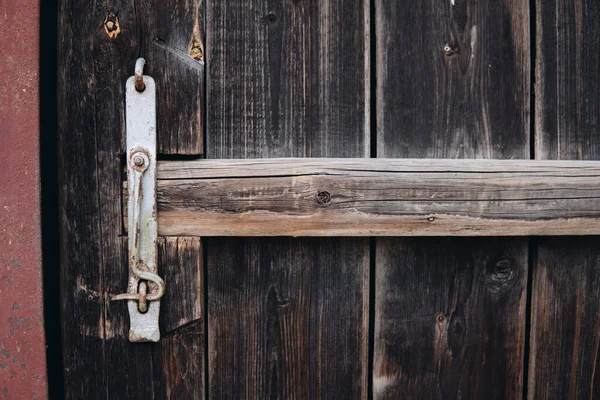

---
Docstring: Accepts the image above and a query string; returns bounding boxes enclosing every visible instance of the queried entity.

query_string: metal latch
[112,58,165,342]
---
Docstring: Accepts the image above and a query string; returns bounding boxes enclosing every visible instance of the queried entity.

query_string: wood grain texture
[206,0,370,398]
[530,1,600,397]
[58,1,204,398]
[206,0,369,158]
[58,2,134,397]
[374,0,530,397]
[208,238,369,399]
[529,238,600,399]
[148,159,600,236]
[157,237,203,334]
[374,238,527,399]
[376,0,529,159]
[105,238,204,399]
[109,239,204,400]
[138,0,204,155]
[535,0,600,160]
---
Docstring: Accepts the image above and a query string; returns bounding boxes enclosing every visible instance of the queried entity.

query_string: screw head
[443,44,456,56]
[133,155,145,166]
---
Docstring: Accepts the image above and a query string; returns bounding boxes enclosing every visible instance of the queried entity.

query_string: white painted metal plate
[125,74,160,342]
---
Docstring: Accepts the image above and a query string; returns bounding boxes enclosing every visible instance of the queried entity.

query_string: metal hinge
[112,58,165,342]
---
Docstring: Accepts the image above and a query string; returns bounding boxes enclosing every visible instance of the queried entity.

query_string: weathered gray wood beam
[141,158,600,236]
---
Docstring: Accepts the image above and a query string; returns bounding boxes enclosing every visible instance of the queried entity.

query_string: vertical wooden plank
[58,1,204,398]
[138,0,204,155]
[375,239,527,399]
[374,0,530,398]
[206,0,370,398]
[208,238,368,398]
[153,237,204,399]
[530,1,600,397]
[207,0,369,158]
[58,2,125,396]
[376,0,529,159]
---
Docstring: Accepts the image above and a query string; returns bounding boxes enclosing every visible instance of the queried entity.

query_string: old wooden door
[57,0,600,399]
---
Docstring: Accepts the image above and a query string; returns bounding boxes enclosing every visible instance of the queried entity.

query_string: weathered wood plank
[530,0,600,397]
[206,0,370,398]
[126,159,600,236]
[157,237,203,334]
[208,238,369,398]
[374,238,527,398]
[374,0,529,397]
[58,1,134,397]
[158,159,600,236]
[138,0,204,155]
[58,1,205,398]
[105,238,204,399]
[529,238,600,399]
[206,1,370,159]
[154,237,204,398]
[376,0,529,159]
[156,158,600,178]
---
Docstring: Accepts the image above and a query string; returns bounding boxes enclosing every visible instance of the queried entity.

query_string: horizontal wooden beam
[132,158,600,236]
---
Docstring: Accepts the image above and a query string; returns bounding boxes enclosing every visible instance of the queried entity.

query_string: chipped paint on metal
[111,64,162,342]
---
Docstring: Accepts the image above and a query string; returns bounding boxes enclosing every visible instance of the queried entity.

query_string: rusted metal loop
[129,148,150,172]
[111,269,166,302]
[137,281,148,313]
[134,58,146,92]
[112,143,165,308]
[130,261,166,301]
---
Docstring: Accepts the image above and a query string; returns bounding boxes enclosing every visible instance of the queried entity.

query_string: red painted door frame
[0,0,49,398]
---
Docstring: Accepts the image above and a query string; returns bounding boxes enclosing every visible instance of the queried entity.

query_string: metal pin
[137,281,148,313]
[134,58,146,92]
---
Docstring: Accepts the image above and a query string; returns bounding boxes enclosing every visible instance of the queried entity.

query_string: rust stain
[103,12,121,39]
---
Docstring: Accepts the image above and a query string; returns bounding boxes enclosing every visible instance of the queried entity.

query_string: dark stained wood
[58,1,204,398]
[105,238,204,399]
[153,237,204,399]
[535,0,600,160]
[152,159,600,237]
[374,238,527,399]
[208,238,369,399]
[529,238,600,399]
[376,0,530,159]
[530,1,600,397]
[138,0,204,155]
[206,0,370,398]
[374,0,530,397]
[158,237,203,334]
[206,0,369,159]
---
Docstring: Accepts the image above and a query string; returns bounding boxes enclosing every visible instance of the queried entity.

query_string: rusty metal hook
[112,149,165,310]
[134,58,146,92]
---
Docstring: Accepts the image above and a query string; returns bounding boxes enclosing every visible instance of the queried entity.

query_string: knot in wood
[103,13,121,39]
[486,259,515,295]
[316,191,332,205]
[443,43,457,56]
